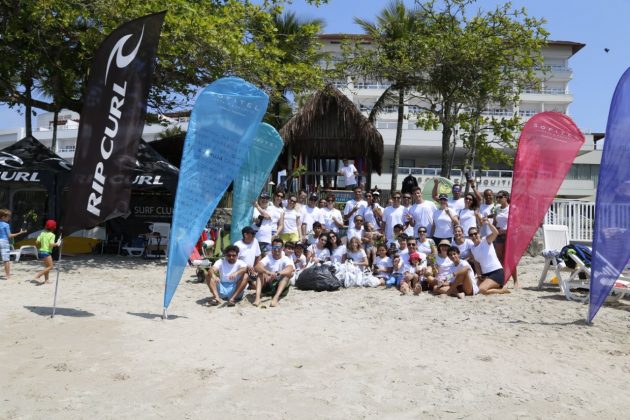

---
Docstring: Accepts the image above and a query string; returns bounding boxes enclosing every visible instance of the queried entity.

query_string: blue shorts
[0,239,9,262]
[218,281,246,301]
[38,252,51,259]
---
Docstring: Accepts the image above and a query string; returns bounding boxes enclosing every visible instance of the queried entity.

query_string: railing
[544,201,594,243]
[354,81,391,89]
[523,88,570,95]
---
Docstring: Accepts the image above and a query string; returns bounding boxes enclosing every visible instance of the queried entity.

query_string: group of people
[204,175,515,306]
[0,208,62,284]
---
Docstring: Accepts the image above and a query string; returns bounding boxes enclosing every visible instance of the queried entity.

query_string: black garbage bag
[295,264,342,292]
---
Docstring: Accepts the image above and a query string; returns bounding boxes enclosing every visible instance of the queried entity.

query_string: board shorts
[262,276,290,298]
[218,281,247,301]
[38,251,51,259]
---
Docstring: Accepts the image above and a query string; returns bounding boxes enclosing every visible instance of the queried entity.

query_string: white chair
[537,224,572,289]
[10,245,39,262]
[561,253,630,303]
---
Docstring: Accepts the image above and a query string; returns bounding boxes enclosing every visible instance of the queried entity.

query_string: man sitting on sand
[433,246,479,298]
[205,245,249,306]
[254,238,295,307]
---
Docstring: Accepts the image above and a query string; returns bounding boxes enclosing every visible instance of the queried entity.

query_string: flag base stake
[51,238,63,318]
[162,307,168,320]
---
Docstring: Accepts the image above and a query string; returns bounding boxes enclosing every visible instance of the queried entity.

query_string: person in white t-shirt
[382,191,406,243]
[321,193,344,234]
[344,237,369,267]
[493,190,518,288]
[469,222,509,295]
[301,194,324,238]
[373,244,393,280]
[338,158,359,189]
[431,194,459,243]
[253,192,283,255]
[233,226,262,283]
[479,189,496,237]
[407,186,437,237]
[434,246,479,298]
[205,245,249,306]
[343,186,367,226]
[254,238,295,307]
[427,239,455,293]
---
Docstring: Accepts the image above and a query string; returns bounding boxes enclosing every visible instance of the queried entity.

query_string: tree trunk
[51,109,59,151]
[24,80,33,137]
[390,88,405,192]
[440,103,452,177]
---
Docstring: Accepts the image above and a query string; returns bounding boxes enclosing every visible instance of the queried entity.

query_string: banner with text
[589,68,630,323]
[62,12,165,235]
[504,112,584,282]
[230,123,284,243]
[163,77,268,310]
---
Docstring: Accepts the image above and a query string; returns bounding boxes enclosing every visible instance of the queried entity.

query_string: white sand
[1,255,630,419]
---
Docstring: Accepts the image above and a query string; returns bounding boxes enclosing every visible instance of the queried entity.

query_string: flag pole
[51,230,64,318]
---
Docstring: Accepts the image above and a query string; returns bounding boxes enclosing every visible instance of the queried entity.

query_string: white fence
[544,200,595,243]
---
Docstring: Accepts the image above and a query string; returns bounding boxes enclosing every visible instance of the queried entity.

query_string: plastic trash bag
[295,263,342,291]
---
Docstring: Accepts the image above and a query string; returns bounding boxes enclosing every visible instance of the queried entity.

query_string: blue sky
[1,0,628,133]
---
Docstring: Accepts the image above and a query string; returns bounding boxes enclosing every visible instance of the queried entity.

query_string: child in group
[0,208,26,280]
[34,219,61,285]
[373,244,393,284]
[363,222,383,265]
[427,239,455,293]
[292,242,307,270]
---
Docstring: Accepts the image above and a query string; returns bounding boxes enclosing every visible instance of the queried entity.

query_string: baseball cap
[409,252,422,262]
[260,192,270,199]
[45,219,57,230]
[438,193,448,200]
[309,193,318,201]
[452,185,462,192]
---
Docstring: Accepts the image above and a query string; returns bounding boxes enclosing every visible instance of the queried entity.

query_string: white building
[0,110,188,164]
[319,34,602,199]
[0,35,601,200]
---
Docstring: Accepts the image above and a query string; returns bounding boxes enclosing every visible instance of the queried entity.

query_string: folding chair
[537,224,573,289]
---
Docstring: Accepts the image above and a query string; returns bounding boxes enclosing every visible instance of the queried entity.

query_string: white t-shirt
[282,208,300,234]
[340,163,358,186]
[322,207,343,233]
[260,254,295,273]
[292,254,307,270]
[301,206,324,234]
[347,226,364,242]
[417,238,435,255]
[436,255,455,280]
[454,238,474,259]
[308,244,330,262]
[233,238,261,267]
[363,203,382,228]
[448,197,465,211]
[471,237,503,274]
[458,208,477,237]
[346,249,367,264]
[432,209,455,238]
[330,245,347,263]
[383,205,405,242]
[213,259,247,283]
[449,260,479,295]
[343,199,367,225]
[495,205,510,230]
[402,206,414,236]
[374,255,393,276]
[408,201,437,237]
[254,205,283,244]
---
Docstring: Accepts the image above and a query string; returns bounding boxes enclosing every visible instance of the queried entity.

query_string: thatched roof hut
[280,85,384,175]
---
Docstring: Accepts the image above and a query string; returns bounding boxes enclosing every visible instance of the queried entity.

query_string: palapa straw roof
[280,85,384,174]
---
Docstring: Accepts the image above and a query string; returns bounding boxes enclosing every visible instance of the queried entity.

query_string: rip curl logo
[42,158,72,171]
[105,25,145,84]
[0,152,24,169]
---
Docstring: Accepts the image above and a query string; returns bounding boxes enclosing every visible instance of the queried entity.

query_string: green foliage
[0,0,326,129]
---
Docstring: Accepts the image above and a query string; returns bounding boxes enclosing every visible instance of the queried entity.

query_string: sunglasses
[276,194,284,198]
[470,232,480,236]
[393,196,401,199]
[496,195,505,199]
[289,199,297,203]
[407,243,417,247]
[465,197,473,201]
[271,246,283,250]
[403,196,411,199]
[418,230,427,234]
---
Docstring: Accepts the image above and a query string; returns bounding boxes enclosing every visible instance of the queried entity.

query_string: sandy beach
[1,254,629,419]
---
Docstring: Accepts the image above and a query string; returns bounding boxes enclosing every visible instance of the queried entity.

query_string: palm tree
[354,0,424,192]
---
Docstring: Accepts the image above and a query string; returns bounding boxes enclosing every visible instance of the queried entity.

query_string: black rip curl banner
[62,12,165,235]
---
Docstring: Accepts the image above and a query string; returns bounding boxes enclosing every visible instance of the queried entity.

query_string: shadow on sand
[127,312,188,320]
[24,306,95,317]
